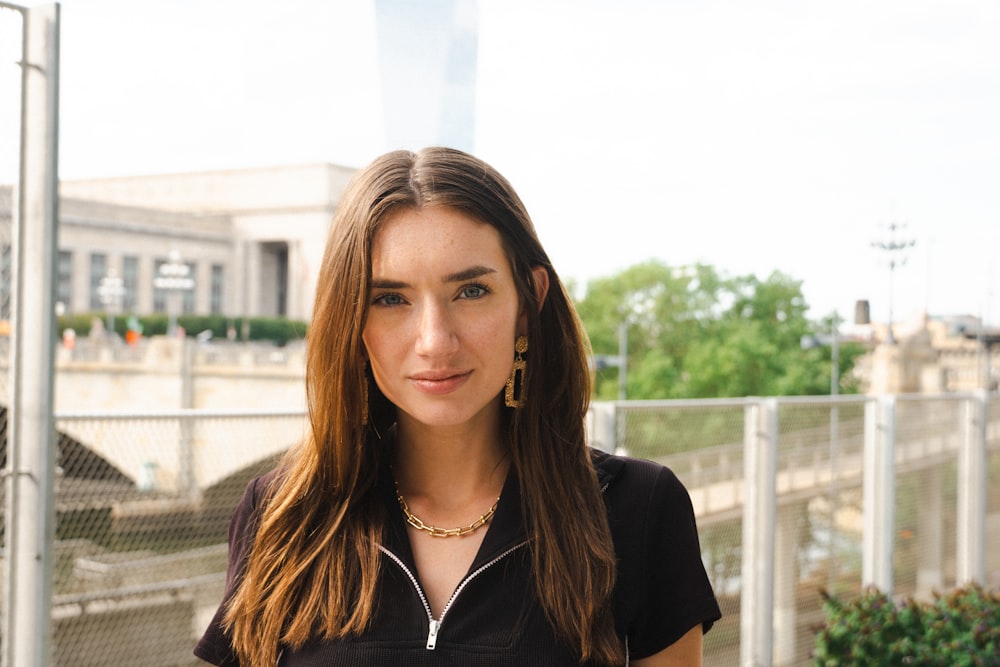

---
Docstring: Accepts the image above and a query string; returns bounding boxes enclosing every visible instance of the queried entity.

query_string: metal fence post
[585,401,617,454]
[1,4,60,667]
[740,398,777,666]
[179,339,198,500]
[956,390,987,584]
[862,395,895,591]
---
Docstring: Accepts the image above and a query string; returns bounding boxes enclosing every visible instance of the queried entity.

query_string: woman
[195,147,721,666]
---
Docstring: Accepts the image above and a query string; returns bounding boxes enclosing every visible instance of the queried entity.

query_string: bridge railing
[0,393,995,665]
[593,391,999,666]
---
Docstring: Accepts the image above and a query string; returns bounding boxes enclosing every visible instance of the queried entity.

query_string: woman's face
[362,206,538,433]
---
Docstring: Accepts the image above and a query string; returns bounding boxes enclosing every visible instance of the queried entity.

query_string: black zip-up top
[195,450,721,666]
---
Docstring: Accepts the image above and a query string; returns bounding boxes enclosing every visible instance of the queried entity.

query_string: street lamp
[97,268,125,338]
[871,221,916,345]
[154,250,194,336]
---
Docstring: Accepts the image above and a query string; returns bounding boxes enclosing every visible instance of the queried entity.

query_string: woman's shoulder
[591,448,721,652]
[234,467,283,512]
[226,468,285,547]
[589,447,697,539]
[590,448,687,498]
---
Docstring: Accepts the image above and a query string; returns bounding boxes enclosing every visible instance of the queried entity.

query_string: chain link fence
[613,393,999,666]
[0,393,995,664]
[30,411,303,666]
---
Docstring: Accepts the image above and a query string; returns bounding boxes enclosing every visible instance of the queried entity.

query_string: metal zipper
[379,545,435,639]
[379,541,528,650]
[376,472,611,651]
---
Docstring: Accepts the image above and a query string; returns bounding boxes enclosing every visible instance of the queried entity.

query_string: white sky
[2,0,998,327]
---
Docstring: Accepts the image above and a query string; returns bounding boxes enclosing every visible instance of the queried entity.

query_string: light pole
[153,250,194,336]
[2,4,60,666]
[618,320,628,400]
[96,268,125,338]
[591,320,630,399]
[590,319,632,453]
[871,221,915,345]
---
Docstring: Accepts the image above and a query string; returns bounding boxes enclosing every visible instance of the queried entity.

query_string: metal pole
[2,4,60,667]
[179,338,199,501]
[615,321,627,453]
[887,254,895,344]
[617,320,627,400]
[740,399,777,666]
[956,390,987,584]
[862,396,895,591]
[828,315,840,592]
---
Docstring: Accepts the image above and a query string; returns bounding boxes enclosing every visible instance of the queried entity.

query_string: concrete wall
[0,336,309,492]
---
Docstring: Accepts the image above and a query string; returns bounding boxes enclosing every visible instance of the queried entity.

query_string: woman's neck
[391,418,510,507]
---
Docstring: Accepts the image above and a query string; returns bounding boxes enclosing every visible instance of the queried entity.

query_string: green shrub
[57,313,308,344]
[812,584,1000,666]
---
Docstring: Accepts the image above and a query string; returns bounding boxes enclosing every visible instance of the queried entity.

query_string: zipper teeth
[379,545,434,622]
[438,541,528,624]
[377,476,609,645]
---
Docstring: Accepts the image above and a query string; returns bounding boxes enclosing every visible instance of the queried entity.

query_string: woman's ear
[530,266,550,311]
[518,266,550,334]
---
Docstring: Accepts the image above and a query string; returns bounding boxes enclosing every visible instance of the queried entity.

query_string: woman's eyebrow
[370,265,498,290]
[443,265,497,283]
[370,278,408,289]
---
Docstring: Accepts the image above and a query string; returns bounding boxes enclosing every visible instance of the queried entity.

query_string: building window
[57,250,73,313]
[89,252,107,311]
[260,242,288,317]
[210,264,224,315]
[153,256,196,314]
[122,255,139,312]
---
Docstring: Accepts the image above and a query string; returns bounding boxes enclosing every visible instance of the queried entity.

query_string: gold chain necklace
[394,481,500,538]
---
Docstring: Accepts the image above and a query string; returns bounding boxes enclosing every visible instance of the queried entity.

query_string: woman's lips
[409,371,472,396]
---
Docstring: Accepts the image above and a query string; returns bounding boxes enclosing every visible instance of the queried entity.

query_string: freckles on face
[361,206,524,429]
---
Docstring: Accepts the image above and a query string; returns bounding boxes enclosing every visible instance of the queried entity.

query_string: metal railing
[592,391,999,666]
[0,393,996,665]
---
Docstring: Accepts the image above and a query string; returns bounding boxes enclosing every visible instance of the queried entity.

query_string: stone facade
[1,162,357,322]
[853,313,999,393]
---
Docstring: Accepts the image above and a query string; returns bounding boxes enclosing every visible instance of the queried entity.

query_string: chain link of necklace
[394,481,500,538]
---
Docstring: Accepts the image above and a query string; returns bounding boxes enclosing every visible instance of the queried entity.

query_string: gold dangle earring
[505,336,528,408]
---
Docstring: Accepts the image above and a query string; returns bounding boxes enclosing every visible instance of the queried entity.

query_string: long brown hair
[224,147,621,665]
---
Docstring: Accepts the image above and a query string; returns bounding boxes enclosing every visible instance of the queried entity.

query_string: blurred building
[850,311,999,393]
[1,162,356,322]
[375,0,479,152]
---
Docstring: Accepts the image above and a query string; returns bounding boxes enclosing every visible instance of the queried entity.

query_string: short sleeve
[607,458,722,659]
[193,475,269,666]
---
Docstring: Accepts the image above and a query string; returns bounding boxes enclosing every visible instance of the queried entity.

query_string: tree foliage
[574,260,863,399]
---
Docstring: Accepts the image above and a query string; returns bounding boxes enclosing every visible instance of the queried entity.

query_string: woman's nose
[415,303,458,356]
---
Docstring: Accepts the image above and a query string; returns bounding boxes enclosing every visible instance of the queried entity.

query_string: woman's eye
[373,293,405,306]
[459,284,489,299]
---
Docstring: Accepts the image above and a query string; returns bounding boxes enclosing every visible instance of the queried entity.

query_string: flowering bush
[812,584,1000,666]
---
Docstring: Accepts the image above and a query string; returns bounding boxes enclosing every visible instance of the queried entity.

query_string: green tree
[575,260,863,399]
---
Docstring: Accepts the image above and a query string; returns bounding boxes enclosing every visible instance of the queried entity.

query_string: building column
[286,238,304,320]
[72,246,89,314]
[241,240,261,318]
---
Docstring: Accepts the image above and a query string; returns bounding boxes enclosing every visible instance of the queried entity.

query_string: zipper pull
[426,619,441,650]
